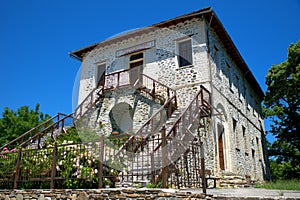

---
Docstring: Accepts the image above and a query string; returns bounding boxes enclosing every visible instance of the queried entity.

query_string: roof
[69,7,264,99]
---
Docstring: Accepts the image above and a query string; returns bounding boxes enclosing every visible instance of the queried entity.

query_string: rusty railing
[151,85,212,188]
[0,113,73,151]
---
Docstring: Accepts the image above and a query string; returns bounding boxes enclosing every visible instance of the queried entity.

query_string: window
[226,63,234,92]
[235,75,241,100]
[232,118,237,132]
[233,118,239,149]
[213,46,221,77]
[178,39,193,67]
[241,84,246,102]
[96,63,106,87]
[247,94,253,111]
[256,137,261,160]
[253,101,259,117]
[242,125,248,154]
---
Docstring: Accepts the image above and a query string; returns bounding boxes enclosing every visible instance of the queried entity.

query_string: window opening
[129,52,144,86]
[178,39,193,67]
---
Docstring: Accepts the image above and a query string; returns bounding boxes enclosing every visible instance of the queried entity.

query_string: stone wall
[0,189,207,200]
[78,18,210,110]
[207,24,267,181]
[77,87,163,136]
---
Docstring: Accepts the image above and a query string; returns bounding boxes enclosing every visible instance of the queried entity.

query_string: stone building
[70,7,269,187]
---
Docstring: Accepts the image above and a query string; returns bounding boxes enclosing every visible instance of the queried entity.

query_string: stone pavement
[185,188,300,199]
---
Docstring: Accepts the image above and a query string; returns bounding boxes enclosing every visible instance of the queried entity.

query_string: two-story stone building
[70,7,270,187]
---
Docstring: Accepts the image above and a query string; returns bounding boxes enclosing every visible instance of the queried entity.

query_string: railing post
[152,81,155,96]
[13,148,22,189]
[200,138,207,194]
[150,152,155,184]
[200,89,204,106]
[117,73,120,88]
[167,101,172,118]
[167,88,170,99]
[98,137,104,188]
[161,127,167,188]
[37,134,41,149]
[50,142,58,189]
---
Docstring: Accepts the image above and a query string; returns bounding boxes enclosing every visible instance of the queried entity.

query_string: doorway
[218,123,225,170]
[96,63,106,88]
[129,53,143,86]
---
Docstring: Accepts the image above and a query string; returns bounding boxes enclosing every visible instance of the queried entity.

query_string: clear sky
[0,0,299,141]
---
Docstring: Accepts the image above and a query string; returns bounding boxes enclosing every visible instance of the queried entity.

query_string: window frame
[213,45,221,78]
[95,62,106,87]
[177,38,193,68]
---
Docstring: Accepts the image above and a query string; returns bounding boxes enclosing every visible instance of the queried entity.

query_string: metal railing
[151,85,212,189]
[0,113,73,151]
[0,134,206,190]
[0,68,212,191]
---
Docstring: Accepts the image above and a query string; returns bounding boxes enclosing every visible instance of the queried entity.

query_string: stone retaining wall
[0,189,207,200]
[1,188,299,200]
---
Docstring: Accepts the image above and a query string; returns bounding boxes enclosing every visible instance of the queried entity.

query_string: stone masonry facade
[72,8,269,185]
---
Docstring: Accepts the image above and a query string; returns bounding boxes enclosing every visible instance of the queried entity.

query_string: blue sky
[0,0,299,142]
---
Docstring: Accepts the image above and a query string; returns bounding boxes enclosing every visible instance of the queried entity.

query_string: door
[218,124,225,170]
[96,63,106,88]
[129,53,143,86]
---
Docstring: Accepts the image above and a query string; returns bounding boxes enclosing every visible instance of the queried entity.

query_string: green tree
[264,39,300,180]
[0,104,50,147]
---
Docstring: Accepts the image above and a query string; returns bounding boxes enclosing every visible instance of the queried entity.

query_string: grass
[255,179,300,191]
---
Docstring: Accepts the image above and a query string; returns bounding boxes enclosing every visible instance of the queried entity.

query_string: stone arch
[215,103,232,171]
[216,103,227,122]
[109,102,134,135]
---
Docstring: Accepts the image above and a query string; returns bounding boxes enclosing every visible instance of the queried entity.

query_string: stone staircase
[218,173,254,188]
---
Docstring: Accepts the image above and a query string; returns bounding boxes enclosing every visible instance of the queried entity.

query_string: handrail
[142,73,177,94]
[115,95,177,156]
[112,69,178,156]
[19,113,74,148]
[1,67,178,152]
[74,72,105,121]
[153,85,211,152]
[0,113,71,151]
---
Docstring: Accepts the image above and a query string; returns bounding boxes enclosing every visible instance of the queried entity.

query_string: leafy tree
[264,39,300,180]
[0,104,51,147]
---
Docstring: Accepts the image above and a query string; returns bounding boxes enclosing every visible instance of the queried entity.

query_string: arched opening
[215,103,229,171]
[109,102,133,135]
[217,123,225,170]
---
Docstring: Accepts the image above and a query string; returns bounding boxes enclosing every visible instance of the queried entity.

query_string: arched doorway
[217,123,225,170]
[215,103,229,171]
[109,102,134,135]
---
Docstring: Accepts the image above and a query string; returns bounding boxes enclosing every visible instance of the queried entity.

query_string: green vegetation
[263,39,300,181]
[0,104,50,146]
[255,180,300,191]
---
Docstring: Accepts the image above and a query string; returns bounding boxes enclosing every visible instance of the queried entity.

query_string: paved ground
[184,188,300,199]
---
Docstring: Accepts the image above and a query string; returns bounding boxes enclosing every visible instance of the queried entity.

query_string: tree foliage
[264,39,300,180]
[0,104,51,146]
